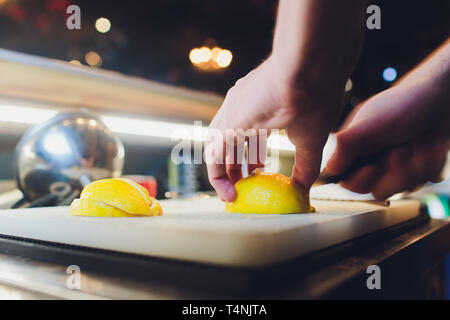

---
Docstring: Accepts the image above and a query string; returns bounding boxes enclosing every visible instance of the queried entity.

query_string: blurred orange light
[211,47,221,60]
[189,45,232,70]
[85,51,102,67]
[190,47,213,65]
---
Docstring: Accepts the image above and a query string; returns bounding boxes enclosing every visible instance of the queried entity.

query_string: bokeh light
[211,47,222,60]
[216,49,232,68]
[189,49,202,64]
[345,78,353,92]
[382,67,397,82]
[189,45,232,70]
[95,17,111,33]
[199,47,212,63]
[189,47,212,64]
[69,60,82,66]
[85,51,102,67]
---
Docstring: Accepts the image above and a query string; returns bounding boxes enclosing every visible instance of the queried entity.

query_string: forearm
[400,38,450,93]
[272,0,366,92]
[397,39,450,136]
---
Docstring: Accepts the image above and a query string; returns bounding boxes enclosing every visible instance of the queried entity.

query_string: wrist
[263,55,344,133]
[267,53,346,115]
[269,50,349,99]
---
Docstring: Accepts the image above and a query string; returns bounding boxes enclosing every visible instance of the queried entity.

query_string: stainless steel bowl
[13,110,125,201]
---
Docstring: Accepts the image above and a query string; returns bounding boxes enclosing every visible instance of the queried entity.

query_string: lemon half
[71,178,162,217]
[225,170,314,214]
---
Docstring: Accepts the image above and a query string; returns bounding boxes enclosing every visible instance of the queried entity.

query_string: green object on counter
[168,157,179,193]
[424,194,450,218]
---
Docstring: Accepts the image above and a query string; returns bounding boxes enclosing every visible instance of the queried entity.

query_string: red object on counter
[121,175,157,198]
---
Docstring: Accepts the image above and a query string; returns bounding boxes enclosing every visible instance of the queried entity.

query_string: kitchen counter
[0,212,448,299]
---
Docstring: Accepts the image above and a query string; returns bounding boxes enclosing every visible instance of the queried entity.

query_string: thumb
[291,143,325,193]
[287,123,330,192]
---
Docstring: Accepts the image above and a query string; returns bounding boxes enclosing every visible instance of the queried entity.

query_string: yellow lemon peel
[225,169,314,214]
[71,178,163,217]
[70,198,136,217]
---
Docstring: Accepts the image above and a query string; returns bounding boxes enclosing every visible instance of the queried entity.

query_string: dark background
[0,0,448,102]
[0,0,448,186]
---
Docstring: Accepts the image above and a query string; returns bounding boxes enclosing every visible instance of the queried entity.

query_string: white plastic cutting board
[0,197,420,267]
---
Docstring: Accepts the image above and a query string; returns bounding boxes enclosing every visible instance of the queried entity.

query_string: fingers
[225,134,245,185]
[208,167,237,202]
[226,164,243,186]
[325,85,419,177]
[206,128,269,202]
[429,139,450,182]
[205,136,237,202]
[340,163,384,194]
[292,145,324,193]
[369,147,419,200]
[247,132,267,174]
[324,123,391,177]
[324,67,450,198]
[337,141,448,200]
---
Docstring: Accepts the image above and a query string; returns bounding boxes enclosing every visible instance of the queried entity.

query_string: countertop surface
[0,215,448,299]
[0,198,420,267]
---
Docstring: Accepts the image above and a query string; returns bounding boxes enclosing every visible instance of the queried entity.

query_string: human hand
[206,0,366,202]
[206,56,344,202]
[324,62,450,199]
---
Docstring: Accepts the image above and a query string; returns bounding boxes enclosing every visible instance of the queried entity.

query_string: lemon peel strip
[72,198,153,217]
[149,197,163,216]
[89,199,135,215]
[117,178,151,205]
[87,193,161,216]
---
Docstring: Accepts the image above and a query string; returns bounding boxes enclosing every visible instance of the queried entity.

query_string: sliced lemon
[71,198,136,217]
[71,178,163,217]
[149,199,163,216]
[80,178,151,215]
[225,170,314,214]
